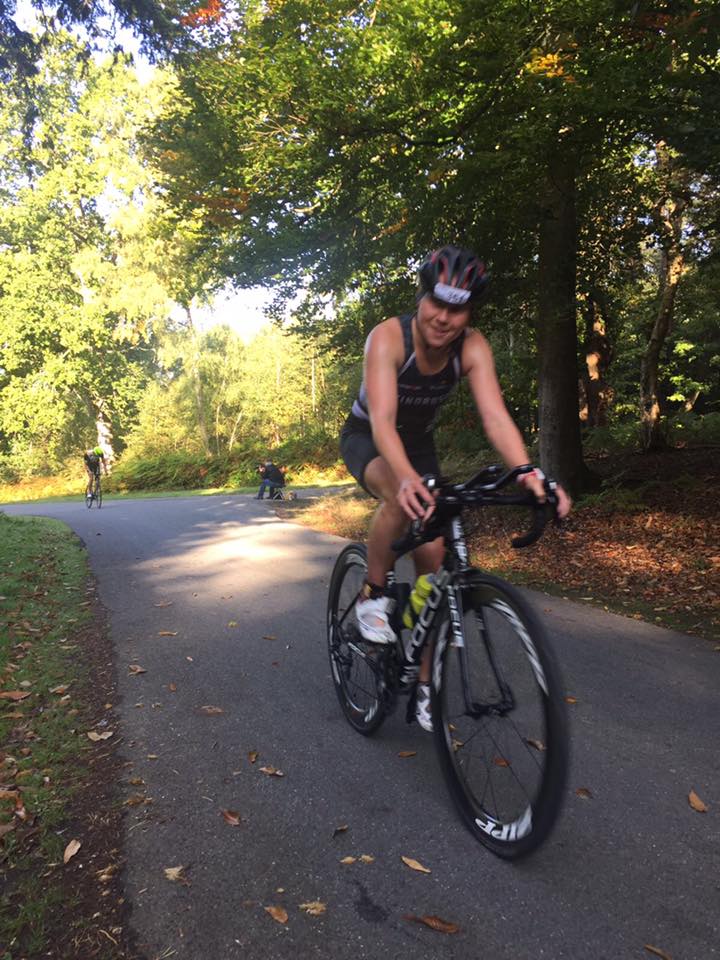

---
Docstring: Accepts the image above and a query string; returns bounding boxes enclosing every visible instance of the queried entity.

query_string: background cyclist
[340,245,571,731]
[83,446,107,497]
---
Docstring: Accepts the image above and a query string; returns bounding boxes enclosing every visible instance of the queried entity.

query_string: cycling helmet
[418,245,489,306]
[93,446,103,456]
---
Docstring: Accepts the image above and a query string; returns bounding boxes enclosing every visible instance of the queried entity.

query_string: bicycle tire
[96,478,102,508]
[327,543,387,735]
[432,572,568,859]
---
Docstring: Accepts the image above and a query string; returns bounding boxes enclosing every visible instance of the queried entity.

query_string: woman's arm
[463,331,572,517]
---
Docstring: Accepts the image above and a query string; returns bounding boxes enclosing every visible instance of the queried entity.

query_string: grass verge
[0,514,136,959]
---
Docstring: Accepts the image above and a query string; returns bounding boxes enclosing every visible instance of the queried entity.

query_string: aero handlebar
[391,465,559,556]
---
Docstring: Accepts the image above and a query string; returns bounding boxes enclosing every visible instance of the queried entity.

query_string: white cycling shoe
[356,596,396,645]
[415,684,433,732]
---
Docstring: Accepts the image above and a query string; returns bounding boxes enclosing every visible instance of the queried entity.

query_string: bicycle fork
[435,584,516,719]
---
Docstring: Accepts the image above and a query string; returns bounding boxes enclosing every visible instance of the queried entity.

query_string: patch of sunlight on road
[133,514,337,609]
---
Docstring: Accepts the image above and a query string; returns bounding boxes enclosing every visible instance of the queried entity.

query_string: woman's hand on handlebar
[397,474,436,522]
[516,468,572,519]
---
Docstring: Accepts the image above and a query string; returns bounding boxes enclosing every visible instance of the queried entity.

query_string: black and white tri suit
[340,312,465,493]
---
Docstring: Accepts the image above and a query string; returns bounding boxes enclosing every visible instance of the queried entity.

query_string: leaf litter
[264,905,288,924]
[404,914,459,934]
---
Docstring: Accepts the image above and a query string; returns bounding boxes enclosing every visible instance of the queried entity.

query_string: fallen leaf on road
[49,684,71,695]
[299,901,326,916]
[221,809,242,826]
[186,656,193,662]
[262,634,277,641]
[128,664,146,675]
[259,766,284,777]
[264,906,288,924]
[168,683,177,693]
[332,824,348,839]
[0,691,31,701]
[124,794,146,807]
[248,750,259,763]
[565,696,578,704]
[688,790,708,813]
[157,631,177,637]
[576,787,593,800]
[359,854,375,863]
[63,839,81,864]
[526,739,546,751]
[128,778,145,786]
[340,856,357,865]
[227,621,239,628]
[493,756,510,767]
[87,730,113,742]
[404,914,459,934]
[199,705,224,715]
[153,601,173,608]
[401,856,431,874]
[644,946,673,960]
[164,865,190,885]
[398,751,417,758]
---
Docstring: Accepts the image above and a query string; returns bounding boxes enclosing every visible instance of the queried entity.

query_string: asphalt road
[3,494,719,960]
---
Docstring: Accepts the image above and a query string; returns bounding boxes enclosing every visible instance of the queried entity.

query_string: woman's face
[416,293,472,351]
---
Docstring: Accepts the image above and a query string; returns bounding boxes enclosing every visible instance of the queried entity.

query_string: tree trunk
[184,306,212,456]
[536,150,586,495]
[580,293,613,429]
[228,411,243,451]
[92,397,115,469]
[640,147,686,451]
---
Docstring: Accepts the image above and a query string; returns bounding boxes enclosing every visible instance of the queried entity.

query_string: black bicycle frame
[333,513,518,721]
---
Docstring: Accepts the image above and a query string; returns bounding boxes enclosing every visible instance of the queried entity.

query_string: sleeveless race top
[350,313,465,437]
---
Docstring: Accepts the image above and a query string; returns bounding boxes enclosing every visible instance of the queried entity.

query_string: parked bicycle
[327,464,569,860]
[85,472,102,509]
[270,486,297,501]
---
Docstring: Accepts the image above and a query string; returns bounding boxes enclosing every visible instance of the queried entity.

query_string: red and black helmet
[418,245,489,306]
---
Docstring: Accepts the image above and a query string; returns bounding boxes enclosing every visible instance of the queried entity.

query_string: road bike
[327,465,569,860]
[85,472,102,509]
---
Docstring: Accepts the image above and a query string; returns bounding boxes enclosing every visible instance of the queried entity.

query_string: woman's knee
[363,456,397,502]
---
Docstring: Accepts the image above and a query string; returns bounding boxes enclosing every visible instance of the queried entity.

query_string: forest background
[0,1,719,636]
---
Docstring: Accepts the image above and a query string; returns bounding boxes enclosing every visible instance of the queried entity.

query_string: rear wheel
[432,573,568,859]
[327,543,387,735]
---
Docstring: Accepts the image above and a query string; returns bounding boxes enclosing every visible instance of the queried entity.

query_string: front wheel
[327,543,387,735]
[432,573,568,859]
[96,479,102,508]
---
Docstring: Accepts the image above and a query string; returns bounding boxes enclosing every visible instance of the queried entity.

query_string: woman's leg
[363,456,409,586]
